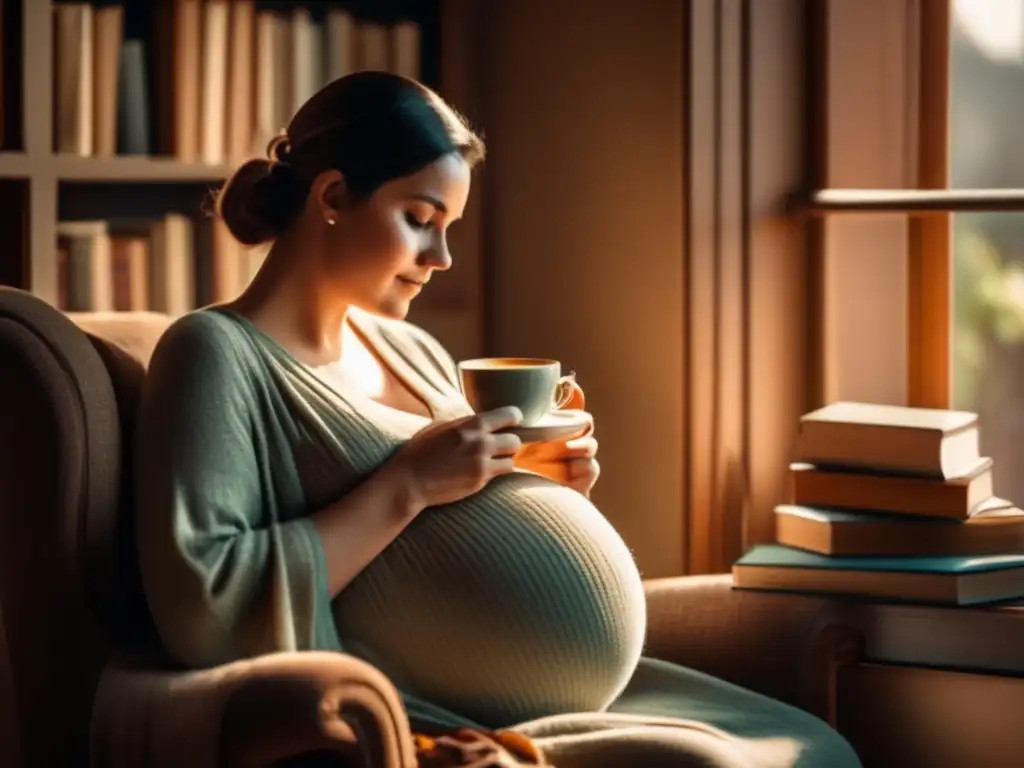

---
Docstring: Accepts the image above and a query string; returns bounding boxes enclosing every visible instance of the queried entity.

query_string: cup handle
[552,372,577,410]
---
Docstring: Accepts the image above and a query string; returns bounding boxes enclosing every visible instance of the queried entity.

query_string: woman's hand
[515,428,600,497]
[515,380,598,496]
[386,406,524,511]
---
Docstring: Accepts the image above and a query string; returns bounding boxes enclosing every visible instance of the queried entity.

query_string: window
[951,0,1024,502]
[808,0,1024,506]
[686,0,1024,571]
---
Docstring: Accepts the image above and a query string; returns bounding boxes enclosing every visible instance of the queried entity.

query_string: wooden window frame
[678,0,1024,574]
[806,0,1024,411]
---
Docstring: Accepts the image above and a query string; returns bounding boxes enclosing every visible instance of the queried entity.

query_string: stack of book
[733,401,1024,606]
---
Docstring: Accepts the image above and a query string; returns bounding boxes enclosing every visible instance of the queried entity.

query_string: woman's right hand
[387,406,525,511]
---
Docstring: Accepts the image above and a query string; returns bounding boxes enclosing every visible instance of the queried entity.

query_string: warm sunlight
[954,0,1024,62]
[329,321,389,397]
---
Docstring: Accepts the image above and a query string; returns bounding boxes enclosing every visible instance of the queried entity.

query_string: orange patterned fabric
[414,728,551,767]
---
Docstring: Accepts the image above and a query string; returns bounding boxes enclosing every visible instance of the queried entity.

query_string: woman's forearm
[310,460,423,596]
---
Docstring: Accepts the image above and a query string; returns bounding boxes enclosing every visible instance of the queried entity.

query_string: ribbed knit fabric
[135,307,861,767]
[335,470,648,727]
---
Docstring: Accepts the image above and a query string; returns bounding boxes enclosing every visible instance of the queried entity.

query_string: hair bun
[266,133,293,164]
[216,74,485,245]
[216,158,301,246]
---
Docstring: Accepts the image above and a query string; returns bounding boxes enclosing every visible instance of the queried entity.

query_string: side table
[827,602,1024,768]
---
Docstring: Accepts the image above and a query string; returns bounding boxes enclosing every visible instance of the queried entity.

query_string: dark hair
[216,72,485,246]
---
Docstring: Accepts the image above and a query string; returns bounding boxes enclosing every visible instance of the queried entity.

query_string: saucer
[499,409,593,444]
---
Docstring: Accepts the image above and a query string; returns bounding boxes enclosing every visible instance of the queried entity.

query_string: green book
[732,544,1024,605]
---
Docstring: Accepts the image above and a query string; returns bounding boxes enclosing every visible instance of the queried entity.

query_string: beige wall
[478,1,686,577]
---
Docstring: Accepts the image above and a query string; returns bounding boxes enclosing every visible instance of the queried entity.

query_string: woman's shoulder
[149,308,255,377]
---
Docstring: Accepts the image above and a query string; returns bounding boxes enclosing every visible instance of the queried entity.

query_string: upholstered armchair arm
[90,651,418,768]
[643,574,860,719]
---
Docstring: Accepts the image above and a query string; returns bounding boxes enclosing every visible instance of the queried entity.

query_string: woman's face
[319,152,471,319]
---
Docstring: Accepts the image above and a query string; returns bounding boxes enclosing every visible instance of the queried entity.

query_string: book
[54,3,94,155]
[225,0,255,163]
[199,0,230,165]
[92,4,123,156]
[117,39,151,156]
[790,457,993,519]
[57,221,112,312]
[732,544,1024,605]
[796,401,980,479]
[775,497,1024,557]
[53,3,425,163]
[153,0,202,161]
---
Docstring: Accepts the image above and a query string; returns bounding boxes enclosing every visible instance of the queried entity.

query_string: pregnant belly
[331,471,647,728]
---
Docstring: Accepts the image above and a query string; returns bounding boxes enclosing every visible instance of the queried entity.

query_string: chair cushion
[67,311,173,369]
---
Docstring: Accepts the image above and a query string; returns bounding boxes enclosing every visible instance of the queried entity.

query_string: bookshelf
[0,0,485,359]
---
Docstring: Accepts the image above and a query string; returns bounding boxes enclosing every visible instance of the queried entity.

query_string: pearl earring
[326,218,336,226]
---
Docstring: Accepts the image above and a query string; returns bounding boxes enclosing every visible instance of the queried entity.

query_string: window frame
[679,0,1024,574]
[809,0,1024,410]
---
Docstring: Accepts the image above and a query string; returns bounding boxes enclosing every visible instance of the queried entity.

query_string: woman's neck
[232,237,351,364]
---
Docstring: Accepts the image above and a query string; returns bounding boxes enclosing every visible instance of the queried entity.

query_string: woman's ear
[310,169,347,226]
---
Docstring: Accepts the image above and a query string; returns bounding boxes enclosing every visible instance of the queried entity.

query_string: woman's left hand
[515,427,600,497]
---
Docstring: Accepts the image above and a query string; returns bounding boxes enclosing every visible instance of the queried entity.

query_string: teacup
[458,357,576,427]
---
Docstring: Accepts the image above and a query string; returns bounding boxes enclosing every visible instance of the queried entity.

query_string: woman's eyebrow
[410,193,447,213]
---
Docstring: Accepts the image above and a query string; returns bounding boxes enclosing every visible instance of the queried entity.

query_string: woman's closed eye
[405,212,432,230]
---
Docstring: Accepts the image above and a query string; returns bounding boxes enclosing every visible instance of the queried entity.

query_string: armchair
[0,287,854,766]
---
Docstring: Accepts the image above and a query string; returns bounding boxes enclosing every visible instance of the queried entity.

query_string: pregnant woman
[135,72,860,767]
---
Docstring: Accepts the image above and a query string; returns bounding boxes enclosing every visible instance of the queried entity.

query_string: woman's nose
[419,239,452,271]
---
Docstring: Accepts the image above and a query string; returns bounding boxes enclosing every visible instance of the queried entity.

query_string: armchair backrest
[0,287,172,765]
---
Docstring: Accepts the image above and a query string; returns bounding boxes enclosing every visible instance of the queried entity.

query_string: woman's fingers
[567,457,600,496]
[489,432,524,458]
[488,456,518,476]
[563,435,598,458]
[518,434,598,461]
[475,406,524,432]
[567,456,599,479]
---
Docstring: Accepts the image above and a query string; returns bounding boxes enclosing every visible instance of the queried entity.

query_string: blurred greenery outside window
[953,0,1024,500]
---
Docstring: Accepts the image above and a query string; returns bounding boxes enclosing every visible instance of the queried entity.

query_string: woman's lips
[397,276,425,292]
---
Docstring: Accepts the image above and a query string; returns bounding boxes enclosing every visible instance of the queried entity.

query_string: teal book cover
[736,544,1024,574]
